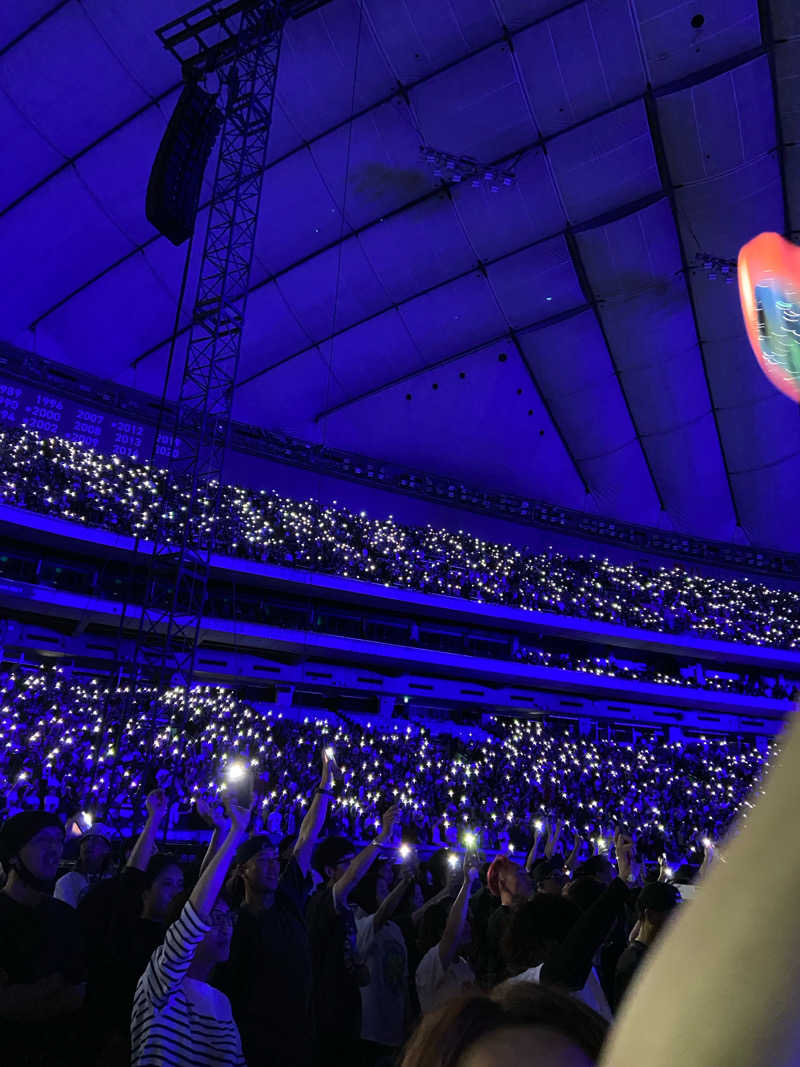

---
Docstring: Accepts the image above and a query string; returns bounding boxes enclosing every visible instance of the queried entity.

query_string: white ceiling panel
[546,100,660,223]
[1,0,798,553]
[515,0,646,138]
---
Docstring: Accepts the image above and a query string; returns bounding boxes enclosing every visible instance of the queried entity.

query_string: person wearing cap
[220,748,336,1067]
[54,824,114,909]
[0,811,87,1065]
[612,881,681,1010]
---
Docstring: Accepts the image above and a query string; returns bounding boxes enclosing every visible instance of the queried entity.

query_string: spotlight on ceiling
[420,144,515,191]
[694,251,737,284]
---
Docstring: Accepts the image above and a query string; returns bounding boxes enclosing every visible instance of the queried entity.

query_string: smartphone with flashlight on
[462,830,480,869]
[224,758,254,809]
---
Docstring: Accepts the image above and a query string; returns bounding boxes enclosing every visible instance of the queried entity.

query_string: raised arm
[294,749,334,876]
[525,818,545,873]
[565,833,583,872]
[542,834,633,993]
[373,871,414,932]
[544,816,563,860]
[191,797,251,919]
[413,866,461,927]
[697,838,715,882]
[126,788,168,872]
[195,795,227,876]
[136,797,252,1015]
[438,860,479,971]
[334,803,399,907]
[602,720,800,1067]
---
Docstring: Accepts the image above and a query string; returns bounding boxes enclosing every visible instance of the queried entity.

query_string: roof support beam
[36,93,647,337]
[138,188,667,384]
[0,1,70,60]
[313,303,590,420]
[757,0,792,239]
[643,90,742,529]
[15,0,587,246]
[563,228,666,511]
[4,83,181,230]
[508,329,592,496]
[25,21,761,336]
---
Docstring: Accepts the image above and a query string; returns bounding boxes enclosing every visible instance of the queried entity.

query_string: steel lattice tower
[134,1,330,689]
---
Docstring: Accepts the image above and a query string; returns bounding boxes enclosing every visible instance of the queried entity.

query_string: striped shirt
[131,899,245,1067]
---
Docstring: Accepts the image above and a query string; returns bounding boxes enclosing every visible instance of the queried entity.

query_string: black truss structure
[134,0,287,690]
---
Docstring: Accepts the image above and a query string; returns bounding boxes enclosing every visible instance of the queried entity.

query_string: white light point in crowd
[225,760,247,783]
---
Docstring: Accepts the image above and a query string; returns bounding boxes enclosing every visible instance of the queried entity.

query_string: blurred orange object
[738,231,800,404]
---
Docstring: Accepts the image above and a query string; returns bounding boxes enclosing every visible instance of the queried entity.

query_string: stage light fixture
[419,145,516,192]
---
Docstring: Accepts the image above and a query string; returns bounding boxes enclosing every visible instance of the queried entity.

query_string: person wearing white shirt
[507,961,612,1022]
[352,859,413,1060]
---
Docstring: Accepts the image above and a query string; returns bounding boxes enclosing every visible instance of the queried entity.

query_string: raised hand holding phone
[224,758,254,810]
[377,802,401,844]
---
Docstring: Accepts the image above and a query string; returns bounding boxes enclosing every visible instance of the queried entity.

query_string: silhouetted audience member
[0,812,87,1065]
[307,805,399,1065]
[613,882,681,1010]
[221,751,334,1067]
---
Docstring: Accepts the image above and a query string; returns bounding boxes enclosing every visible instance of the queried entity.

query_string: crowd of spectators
[0,660,786,1066]
[0,666,769,865]
[512,643,799,701]
[1,427,800,651]
[0,427,796,1065]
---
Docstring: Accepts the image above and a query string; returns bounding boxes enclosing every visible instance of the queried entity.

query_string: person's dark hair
[673,863,699,886]
[143,852,183,890]
[278,833,295,860]
[564,876,605,912]
[311,835,354,878]
[165,884,236,928]
[400,982,608,1067]
[504,893,580,974]
[349,862,384,914]
[425,848,449,892]
[573,855,613,881]
[636,881,681,916]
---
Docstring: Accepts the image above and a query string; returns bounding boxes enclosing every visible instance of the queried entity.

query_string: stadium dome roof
[1,1,799,550]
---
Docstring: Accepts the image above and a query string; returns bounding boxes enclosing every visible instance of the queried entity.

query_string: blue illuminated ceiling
[1,1,799,549]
